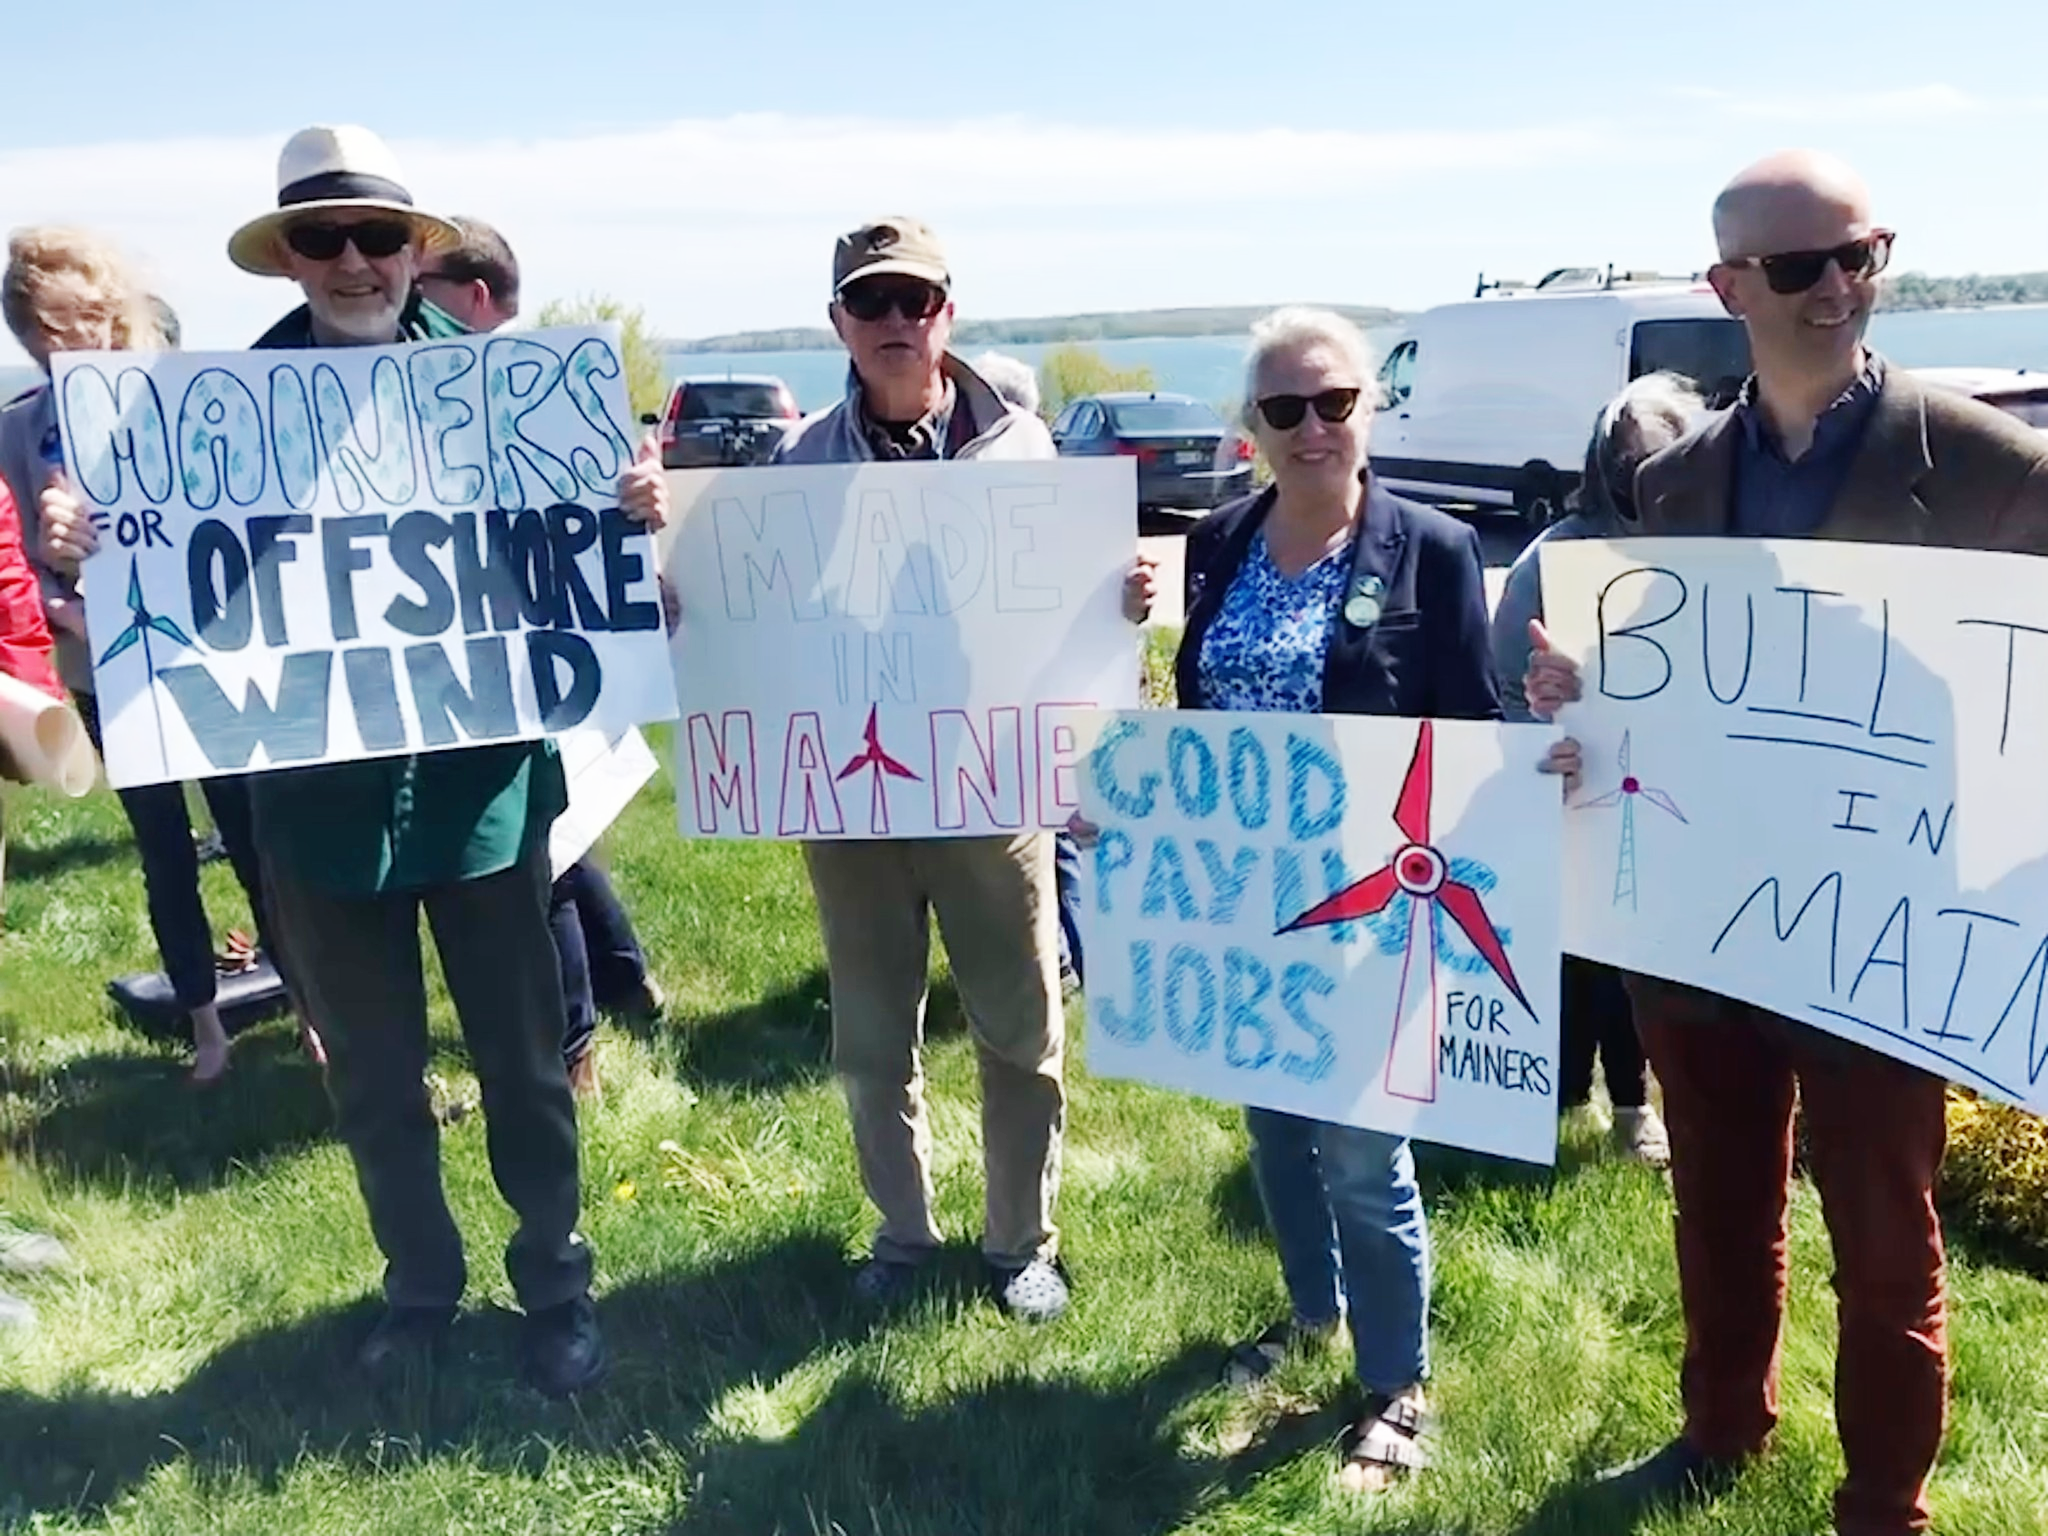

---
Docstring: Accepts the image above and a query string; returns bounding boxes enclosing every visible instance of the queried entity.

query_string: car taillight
[661,391,684,448]
[1234,436,1255,463]
[779,391,799,419]
[1113,440,1157,464]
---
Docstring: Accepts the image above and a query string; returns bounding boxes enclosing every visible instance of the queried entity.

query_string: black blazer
[1175,476,1501,722]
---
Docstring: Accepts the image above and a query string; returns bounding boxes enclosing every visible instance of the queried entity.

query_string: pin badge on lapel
[1344,574,1386,629]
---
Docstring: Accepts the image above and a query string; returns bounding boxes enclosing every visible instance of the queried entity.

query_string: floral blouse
[1194,531,1353,713]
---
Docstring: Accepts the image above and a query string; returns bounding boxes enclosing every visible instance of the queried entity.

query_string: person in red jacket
[0,474,58,703]
[0,470,62,916]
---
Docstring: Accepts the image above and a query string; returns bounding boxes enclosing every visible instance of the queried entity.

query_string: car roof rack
[1476,265,1706,297]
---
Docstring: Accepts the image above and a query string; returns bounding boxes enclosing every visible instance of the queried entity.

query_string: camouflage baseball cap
[832,216,950,294]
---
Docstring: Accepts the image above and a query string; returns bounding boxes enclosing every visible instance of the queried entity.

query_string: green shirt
[245,295,567,894]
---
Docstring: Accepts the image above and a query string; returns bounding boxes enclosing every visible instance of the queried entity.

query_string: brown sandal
[1339,1390,1433,1493]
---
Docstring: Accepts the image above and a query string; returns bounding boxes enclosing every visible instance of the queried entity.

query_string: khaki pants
[804,832,1064,1269]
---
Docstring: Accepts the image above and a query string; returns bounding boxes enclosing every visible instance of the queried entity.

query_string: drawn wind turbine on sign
[836,704,921,834]
[1278,720,1533,1103]
[1573,729,1687,909]
[96,556,194,781]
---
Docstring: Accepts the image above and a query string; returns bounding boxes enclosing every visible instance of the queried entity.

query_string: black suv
[1051,391,1252,533]
[652,375,799,469]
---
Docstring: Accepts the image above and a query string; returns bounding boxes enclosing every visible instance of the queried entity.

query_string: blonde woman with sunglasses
[1173,306,1500,1494]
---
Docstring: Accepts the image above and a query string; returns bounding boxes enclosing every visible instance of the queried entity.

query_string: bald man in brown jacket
[1529,150,2048,1536]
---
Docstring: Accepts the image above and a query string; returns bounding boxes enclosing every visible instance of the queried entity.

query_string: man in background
[420,215,668,1099]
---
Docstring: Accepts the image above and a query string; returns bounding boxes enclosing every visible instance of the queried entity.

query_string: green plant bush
[1943,1090,2048,1267]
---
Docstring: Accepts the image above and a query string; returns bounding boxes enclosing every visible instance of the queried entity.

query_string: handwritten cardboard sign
[665,459,1139,840]
[1544,536,2048,1112]
[53,325,677,789]
[1074,709,1563,1164]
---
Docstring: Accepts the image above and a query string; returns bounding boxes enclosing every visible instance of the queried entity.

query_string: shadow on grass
[669,1345,1358,1535]
[2,1026,331,1193]
[0,1230,1358,1534]
[2,830,131,883]
[677,969,969,1095]
[0,1232,867,1521]
[1941,1212,2048,1283]
[1416,1134,1609,1197]
[1208,1156,1267,1244]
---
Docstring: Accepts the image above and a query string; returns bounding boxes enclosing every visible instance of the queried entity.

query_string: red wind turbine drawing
[1278,720,1533,1102]
[836,704,921,835]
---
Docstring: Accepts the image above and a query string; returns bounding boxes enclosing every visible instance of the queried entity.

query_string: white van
[1369,273,1750,523]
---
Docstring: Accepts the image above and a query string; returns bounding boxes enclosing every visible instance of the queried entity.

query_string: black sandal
[1221,1317,1337,1389]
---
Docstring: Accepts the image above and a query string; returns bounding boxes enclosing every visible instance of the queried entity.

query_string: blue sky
[4,0,2046,358]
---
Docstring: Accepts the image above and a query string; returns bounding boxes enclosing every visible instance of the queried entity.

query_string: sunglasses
[283,219,414,262]
[1725,230,1894,295]
[838,276,948,323]
[1254,387,1362,431]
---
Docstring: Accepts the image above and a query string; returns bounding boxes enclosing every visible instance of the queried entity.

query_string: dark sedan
[652,375,800,470]
[1051,392,1252,533]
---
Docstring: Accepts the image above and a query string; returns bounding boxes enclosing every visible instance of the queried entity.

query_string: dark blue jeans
[1053,831,1084,984]
[549,857,650,1067]
[75,692,270,1010]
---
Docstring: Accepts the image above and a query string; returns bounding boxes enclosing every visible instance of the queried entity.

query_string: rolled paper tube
[0,671,96,797]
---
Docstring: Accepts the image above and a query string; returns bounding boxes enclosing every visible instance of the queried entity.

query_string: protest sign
[550,725,660,878]
[1074,709,1562,1164]
[1544,537,2048,1113]
[54,325,677,789]
[665,459,1139,840]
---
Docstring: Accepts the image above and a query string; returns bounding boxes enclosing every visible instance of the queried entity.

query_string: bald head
[1713,150,1874,261]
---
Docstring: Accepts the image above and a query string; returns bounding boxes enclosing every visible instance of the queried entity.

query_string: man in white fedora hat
[228,123,464,345]
[45,123,670,1397]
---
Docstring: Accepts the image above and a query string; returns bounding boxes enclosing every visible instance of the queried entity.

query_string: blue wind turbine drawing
[1573,729,1688,909]
[97,556,195,780]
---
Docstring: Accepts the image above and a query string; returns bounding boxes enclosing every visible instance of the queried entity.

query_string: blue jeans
[549,857,652,1068]
[1053,831,1084,983]
[1244,1106,1431,1394]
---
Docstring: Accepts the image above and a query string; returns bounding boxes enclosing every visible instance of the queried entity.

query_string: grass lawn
[2,726,2046,1535]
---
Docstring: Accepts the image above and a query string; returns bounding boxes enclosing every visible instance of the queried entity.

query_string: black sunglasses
[283,219,414,262]
[838,276,948,323]
[1254,387,1362,431]
[1726,230,1894,295]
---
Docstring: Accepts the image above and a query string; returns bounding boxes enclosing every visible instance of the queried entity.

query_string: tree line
[1880,270,2048,311]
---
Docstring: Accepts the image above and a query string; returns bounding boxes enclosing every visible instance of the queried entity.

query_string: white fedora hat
[227,124,461,277]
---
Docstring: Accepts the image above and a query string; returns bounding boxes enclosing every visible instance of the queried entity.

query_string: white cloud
[0,112,1633,359]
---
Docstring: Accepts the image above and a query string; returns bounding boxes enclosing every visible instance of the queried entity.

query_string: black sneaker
[852,1254,925,1306]
[357,1305,454,1380]
[1594,1438,1744,1512]
[524,1294,605,1398]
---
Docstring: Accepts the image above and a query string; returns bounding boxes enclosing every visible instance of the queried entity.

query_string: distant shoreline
[668,287,2048,354]
[666,303,1406,355]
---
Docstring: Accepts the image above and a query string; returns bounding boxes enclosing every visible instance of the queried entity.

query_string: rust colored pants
[1629,977,1949,1536]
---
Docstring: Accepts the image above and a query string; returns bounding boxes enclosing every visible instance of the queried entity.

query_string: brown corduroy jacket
[1632,359,2048,553]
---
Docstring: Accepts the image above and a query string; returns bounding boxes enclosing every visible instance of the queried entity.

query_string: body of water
[670,305,2048,414]
[664,333,1274,414]
[10,305,2048,419]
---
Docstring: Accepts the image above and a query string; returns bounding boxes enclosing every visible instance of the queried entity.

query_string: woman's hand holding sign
[1525,619,1585,798]
[1122,552,1159,625]
[39,473,97,570]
